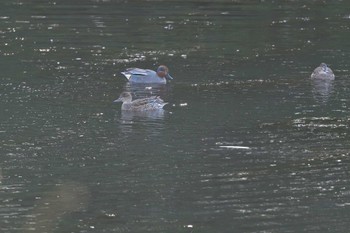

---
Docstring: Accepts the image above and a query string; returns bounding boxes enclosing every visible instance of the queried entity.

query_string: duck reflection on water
[120,108,166,121]
[311,78,334,103]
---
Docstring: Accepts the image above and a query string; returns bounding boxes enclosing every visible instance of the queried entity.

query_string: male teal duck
[121,65,173,84]
[311,63,335,80]
[113,92,168,111]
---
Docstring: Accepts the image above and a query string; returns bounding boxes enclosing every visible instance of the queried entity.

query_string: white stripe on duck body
[311,63,335,80]
[113,92,168,111]
[121,65,173,84]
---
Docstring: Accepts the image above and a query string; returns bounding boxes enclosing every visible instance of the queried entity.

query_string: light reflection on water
[3,76,350,232]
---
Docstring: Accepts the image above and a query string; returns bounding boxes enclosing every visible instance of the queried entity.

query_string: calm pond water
[1,0,350,232]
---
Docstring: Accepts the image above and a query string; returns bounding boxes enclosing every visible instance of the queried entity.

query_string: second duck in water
[113,92,168,111]
[121,65,173,84]
[311,63,335,80]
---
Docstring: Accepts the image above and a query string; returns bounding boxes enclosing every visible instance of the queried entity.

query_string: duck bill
[166,74,173,80]
[113,98,122,103]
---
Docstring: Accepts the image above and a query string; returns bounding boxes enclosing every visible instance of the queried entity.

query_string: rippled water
[1,0,350,232]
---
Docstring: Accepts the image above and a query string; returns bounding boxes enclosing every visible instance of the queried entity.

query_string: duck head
[113,92,132,103]
[156,65,173,80]
[320,63,328,72]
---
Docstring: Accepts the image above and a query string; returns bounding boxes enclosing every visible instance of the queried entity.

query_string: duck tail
[121,71,131,81]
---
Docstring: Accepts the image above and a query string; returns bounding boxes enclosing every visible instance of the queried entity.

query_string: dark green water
[1,0,350,232]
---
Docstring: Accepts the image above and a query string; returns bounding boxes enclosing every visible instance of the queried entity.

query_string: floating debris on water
[219,146,251,150]
[172,103,188,107]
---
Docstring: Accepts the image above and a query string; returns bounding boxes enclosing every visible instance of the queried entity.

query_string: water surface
[1,0,350,232]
